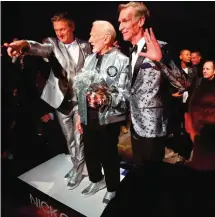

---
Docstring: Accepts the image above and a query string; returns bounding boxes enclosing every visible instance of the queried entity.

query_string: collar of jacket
[96,47,118,57]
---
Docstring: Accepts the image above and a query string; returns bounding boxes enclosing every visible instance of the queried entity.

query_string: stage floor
[18,154,126,217]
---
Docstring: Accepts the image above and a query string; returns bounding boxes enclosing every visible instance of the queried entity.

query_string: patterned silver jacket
[130,40,187,138]
[76,48,130,125]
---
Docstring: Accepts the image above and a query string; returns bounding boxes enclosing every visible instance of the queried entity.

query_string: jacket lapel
[58,41,71,78]
[131,44,147,88]
[76,38,87,59]
[59,41,77,80]
[76,39,85,73]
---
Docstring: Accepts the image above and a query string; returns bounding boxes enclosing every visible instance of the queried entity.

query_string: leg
[56,107,84,174]
[72,111,85,173]
[56,108,85,189]
[82,124,103,183]
[100,122,121,192]
[99,122,121,204]
[55,110,76,167]
[81,124,106,197]
[131,128,166,166]
[130,133,145,167]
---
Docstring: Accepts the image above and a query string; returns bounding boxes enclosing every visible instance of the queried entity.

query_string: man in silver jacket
[118,2,188,166]
[74,20,129,205]
[4,12,92,190]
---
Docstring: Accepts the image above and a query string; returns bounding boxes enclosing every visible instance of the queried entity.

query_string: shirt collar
[136,37,146,53]
[64,39,77,48]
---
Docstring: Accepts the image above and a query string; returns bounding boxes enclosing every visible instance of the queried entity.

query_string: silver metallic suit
[27,37,91,175]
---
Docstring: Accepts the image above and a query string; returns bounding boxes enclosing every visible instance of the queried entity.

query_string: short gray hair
[92,20,116,44]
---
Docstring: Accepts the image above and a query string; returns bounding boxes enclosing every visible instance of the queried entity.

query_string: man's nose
[88,37,92,43]
[119,23,123,32]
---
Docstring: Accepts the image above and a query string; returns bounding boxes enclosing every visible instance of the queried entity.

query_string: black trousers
[82,116,122,192]
[130,124,166,166]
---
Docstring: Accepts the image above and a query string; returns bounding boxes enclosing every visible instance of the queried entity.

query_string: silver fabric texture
[56,106,84,174]
[76,48,130,126]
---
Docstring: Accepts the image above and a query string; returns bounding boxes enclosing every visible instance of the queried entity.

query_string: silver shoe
[102,191,116,205]
[81,177,106,197]
[64,168,74,181]
[67,172,83,190]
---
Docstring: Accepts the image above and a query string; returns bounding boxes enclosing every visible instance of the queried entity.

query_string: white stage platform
[18,154,126,217]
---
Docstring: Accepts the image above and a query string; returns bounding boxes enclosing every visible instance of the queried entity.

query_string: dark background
[2,3,215,216]
[2,1,215,62]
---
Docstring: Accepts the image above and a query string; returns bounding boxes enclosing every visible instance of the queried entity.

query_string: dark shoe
[81,177,106,197]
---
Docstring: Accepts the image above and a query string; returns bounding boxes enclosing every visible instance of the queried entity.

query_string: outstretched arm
[4,38,54,59]
[4,40,30,58]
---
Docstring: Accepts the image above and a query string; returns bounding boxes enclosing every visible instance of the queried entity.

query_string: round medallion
[107,66,118,77]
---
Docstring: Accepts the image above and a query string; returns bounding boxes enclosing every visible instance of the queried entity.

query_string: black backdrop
[2,1,215,61]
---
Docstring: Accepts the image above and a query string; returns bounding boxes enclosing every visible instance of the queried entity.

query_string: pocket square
[140,62,152,70]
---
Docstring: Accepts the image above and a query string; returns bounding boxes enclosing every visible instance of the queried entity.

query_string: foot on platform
[64,168,74,181]
[102,191,116,205]
[81,177,106,197]
[67,172,83,190]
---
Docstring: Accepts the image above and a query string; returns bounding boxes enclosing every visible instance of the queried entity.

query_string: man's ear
[184,112,192,134]
[104,34,111,45]
[70,22,75,32]
[138,16,145,28]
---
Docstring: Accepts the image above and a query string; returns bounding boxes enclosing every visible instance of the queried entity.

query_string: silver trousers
[56,106,84,174]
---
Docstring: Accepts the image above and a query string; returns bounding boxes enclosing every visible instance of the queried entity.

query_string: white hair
[92,20,116,43]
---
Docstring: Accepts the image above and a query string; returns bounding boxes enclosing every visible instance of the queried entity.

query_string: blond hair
[118,2,150,20]
[51,12,74,27]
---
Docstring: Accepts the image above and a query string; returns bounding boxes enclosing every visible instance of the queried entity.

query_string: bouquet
[74,70,100,94]
[74,70,110,109]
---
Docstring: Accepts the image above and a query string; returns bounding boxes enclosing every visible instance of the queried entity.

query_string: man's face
[180,50,191,63]
[203,62,215,80]
[191,52,201,65]
[118,7,142,42]
[88,25,106,53]
[53,21,74,44]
